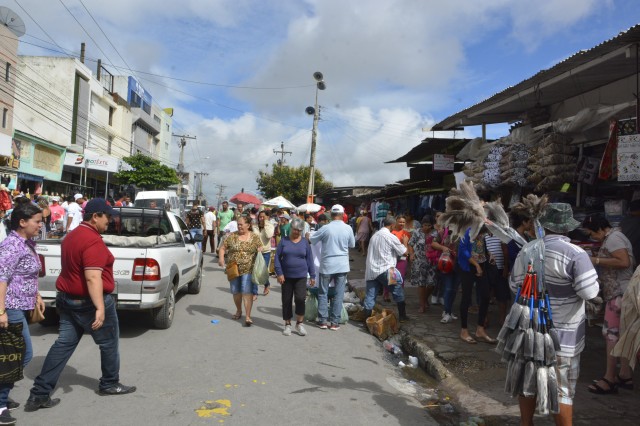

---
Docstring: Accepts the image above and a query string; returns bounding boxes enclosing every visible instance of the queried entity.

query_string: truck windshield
[134,199,165,209]
[106,209,172,237]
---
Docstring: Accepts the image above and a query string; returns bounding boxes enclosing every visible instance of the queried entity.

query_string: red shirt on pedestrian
[56,223,115,296]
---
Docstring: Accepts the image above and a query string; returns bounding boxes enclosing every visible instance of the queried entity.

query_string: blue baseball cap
[84,198,118,216]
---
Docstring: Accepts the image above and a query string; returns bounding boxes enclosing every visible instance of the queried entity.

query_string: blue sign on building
[127,76,153,114]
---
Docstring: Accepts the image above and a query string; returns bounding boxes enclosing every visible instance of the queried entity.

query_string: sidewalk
[346,248,639,426]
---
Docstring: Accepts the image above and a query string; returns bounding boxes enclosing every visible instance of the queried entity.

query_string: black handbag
[0,322,26,384]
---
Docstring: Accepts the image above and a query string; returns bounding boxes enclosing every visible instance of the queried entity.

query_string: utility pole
[194,172,209,203]
[273,141,292,166]
[172,133,196,208]
[306,72,326,203]
[215,184,227,209]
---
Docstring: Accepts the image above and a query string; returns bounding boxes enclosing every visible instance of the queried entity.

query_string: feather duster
[485,199,528,246]
[536,367,549,415]
[440,180,486,241]
[510,194,549,220]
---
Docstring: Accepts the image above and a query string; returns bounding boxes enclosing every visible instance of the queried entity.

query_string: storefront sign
[0,133,11,157]
[433,154,455,172]
[618,134,640,181]
[64,150,120,173]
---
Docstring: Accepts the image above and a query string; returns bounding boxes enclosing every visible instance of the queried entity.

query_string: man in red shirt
[25,198,136,413]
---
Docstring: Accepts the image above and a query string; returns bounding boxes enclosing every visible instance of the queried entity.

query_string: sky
[7,0,640,204]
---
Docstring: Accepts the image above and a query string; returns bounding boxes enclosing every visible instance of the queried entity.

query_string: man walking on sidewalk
[25,198,136,413]
[309,204,355,330]
[362,216,409,322]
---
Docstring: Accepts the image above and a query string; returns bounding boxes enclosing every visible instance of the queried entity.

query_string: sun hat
[539,203,580,233]
[330,204,344,214]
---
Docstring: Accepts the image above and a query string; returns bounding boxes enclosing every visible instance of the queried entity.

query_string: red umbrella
[229,192,262,206]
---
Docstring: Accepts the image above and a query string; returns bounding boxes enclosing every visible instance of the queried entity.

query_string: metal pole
[307,86,319,203]
[105,171,109,199]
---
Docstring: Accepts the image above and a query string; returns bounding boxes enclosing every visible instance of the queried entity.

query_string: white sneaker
[438,297,445,305]
[430,295,439,305]
[440,314,452,324]
[450,313,458,320]
[295,323,307,336]
[283,324,292,336]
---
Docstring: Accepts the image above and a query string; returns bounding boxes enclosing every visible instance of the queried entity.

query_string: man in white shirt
[203,206,217,254]
[66,194,84,232]
[309,205,355,330]
[362,216,409,321]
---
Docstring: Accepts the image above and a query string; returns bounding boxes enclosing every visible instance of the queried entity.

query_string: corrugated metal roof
[432,24,640,130]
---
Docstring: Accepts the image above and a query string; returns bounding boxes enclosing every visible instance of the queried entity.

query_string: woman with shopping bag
[0,202,46,424]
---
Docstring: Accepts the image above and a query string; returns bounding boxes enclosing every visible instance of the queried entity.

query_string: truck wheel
[187,262,202,294]
[152,286,175,329]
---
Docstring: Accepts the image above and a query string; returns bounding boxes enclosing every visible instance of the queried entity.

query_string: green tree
[257,164,333,205]
[114,153,180,189]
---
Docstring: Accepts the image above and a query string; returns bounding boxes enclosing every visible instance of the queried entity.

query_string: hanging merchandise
[500,144,531,187]
[598,120,619,180]
[528,133,576,192]
[617,133,640,182]
[482,143,507,188]
[496,242,560,415]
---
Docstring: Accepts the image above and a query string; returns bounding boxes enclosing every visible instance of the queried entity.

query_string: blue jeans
[441,271,458,315]
[317,273,347,325]
[30,293,120,397]
[190,228,203,249]
[0,309,32,407]
[364,271,405,311]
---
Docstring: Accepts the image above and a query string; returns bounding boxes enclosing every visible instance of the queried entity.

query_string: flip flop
[263,287,270,295]
[475,334,497,344]
[616,374,634,390]
[588,378,618,394]
[231,312,242,320]
[244,318,253,327]
[460,335,477,344]
[253,295,258,301]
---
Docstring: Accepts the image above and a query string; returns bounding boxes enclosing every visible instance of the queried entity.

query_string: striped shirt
[365,227,407,280]
[485,235,505,269]
[509,235,599,357]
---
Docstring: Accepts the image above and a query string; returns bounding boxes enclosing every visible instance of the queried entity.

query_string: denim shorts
[555,354,580,405]
[230,273,253,294]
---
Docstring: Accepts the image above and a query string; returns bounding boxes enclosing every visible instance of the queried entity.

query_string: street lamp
[306,71,326,203]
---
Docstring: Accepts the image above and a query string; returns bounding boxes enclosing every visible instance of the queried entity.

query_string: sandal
[460,335,477,344]
[244,318,253,327]
[231,312,242,320]
[263,287,270,295]
[474,334,497,344]
[588,378,618,394]
[253,295,258,301]
[616,374,634,390]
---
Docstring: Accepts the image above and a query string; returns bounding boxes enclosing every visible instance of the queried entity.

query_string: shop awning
[18,172,43,183]
[386,138,475,164]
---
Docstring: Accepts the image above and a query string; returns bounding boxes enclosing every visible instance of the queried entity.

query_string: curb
[399,330,452,382]
[399,330,520,419]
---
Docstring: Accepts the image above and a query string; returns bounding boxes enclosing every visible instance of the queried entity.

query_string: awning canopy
[431,24,640,130]
[386,137,476,164]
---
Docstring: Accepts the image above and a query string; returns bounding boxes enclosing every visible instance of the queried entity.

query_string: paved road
[11,254,436,425]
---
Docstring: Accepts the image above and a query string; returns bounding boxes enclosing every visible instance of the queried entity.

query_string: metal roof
[386,137,471,164]
[432,24,640,130]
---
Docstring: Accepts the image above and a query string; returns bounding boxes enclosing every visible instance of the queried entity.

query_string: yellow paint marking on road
[252,379,258,383]
[195,399,232,418]
[261,382,266,385]
[225,384,232,388]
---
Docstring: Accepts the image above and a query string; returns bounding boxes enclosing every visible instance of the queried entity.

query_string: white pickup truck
[35,207,203,329]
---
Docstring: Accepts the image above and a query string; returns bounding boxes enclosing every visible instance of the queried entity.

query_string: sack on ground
[28,305,45,324]
[0,323,26,384]
[225,261,239,281]
[366,308,399,341]
[251,253,269,286]
[305,292,318,322]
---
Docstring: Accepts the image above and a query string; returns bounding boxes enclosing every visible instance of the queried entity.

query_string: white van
[134,191,181,216]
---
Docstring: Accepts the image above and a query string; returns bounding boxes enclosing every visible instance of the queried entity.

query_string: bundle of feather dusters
[440,180,548,242]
